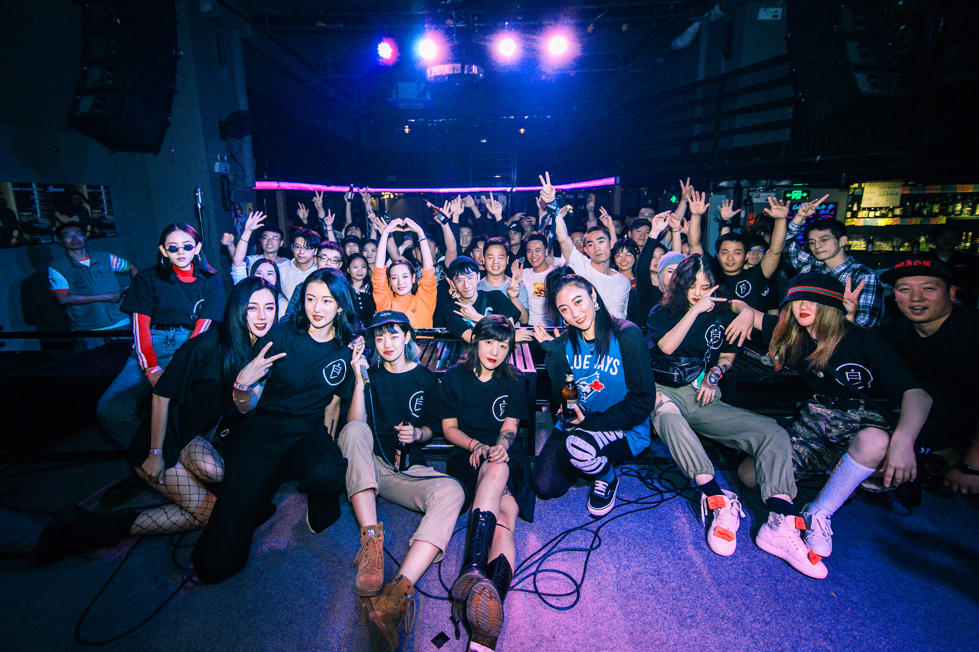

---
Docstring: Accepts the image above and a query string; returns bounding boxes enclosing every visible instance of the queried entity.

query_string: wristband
[144,366,162,378]
[233,381,252,392]
[468,439,477,452]
[149,448,163,456]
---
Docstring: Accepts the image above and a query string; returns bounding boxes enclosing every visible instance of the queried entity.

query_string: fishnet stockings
[131,437,224,536]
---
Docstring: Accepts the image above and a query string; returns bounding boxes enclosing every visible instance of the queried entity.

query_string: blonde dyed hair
[768,301,849,373]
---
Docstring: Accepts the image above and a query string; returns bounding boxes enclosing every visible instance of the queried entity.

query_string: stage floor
[2,428,977,650]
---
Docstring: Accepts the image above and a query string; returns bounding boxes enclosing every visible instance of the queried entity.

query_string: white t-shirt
[279,259,316,301]
[520,266,557,326]
[568,248,631,319]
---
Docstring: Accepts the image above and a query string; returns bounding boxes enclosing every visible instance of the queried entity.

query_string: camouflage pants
[790,398,892,477]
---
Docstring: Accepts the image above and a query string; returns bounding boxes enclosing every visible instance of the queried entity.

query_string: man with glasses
[227,213,288,284]
[784,207,882,327]
[282,240,343,319]
[279,228,321,301]
[433,256,521,343]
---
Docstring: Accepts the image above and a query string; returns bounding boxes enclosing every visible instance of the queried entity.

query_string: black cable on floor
[73,537,194,646]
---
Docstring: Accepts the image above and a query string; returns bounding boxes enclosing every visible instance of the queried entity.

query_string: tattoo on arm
[497,430,516,449]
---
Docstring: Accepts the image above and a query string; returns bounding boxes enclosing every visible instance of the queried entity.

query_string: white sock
[808,453,876,517]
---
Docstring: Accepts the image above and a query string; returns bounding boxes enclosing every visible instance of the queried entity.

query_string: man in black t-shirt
[433,256,521,342]
[882,258,979,494]
[687,195,790,312]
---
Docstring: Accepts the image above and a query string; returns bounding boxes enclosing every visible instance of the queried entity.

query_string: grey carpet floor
[2,431,977,651]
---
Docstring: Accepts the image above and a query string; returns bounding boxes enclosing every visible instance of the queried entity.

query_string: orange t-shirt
[371,266,438,328]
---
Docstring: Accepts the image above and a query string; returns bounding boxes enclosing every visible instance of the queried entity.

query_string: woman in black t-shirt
[759,273,931,561]
[191,268,357,584]
[30,278,276,567]
[337,310,465,649]
[96,223,226,449]
[437,315,531,652]
[649,255,826,578]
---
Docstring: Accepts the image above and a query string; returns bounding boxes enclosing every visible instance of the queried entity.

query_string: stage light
[377,38,398,65]
[498,36,517,58]
[541,28,578,67]
[417,37,439,61]
[547,35,568,56]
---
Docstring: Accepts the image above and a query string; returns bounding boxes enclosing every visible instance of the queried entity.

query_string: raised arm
[373,219,396,269]
[598,207,617,245]
[404,218,434,270]
[760,196,795,278]
[233,211,266,268]
[686,190,708,255]
[439,216,458,266]
[784,198,814,269]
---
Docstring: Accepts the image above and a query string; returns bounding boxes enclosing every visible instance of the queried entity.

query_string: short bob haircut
[463,314,522,381]
[367,321,420,367]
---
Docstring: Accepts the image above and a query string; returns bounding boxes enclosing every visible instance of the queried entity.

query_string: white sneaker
[801,507,834,558]
[755,512,828,579]
[699,489,745,557]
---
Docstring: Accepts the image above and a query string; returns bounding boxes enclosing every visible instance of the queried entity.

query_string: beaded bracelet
[149,448,163,455]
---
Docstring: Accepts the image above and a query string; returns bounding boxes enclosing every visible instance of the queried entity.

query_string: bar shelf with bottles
[844,182,978,256]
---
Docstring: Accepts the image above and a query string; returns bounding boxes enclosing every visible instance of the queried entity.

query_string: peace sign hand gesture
[538,171,555,204]
[296,202,309,224]
[843,275,866,321]
[796,193,830,219]
[236,342,287,387]
[312,190,325,216]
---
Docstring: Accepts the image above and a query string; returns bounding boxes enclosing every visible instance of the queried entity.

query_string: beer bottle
[394,440,409,471]
[561,373,578,413]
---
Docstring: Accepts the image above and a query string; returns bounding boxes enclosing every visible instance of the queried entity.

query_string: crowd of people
[34,176,979,652]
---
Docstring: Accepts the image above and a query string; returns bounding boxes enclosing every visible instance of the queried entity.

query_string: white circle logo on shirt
[492,395,509,422]
[409,391,425,418]
[735,280,751,298]
[705,323,724,350]
[834,363,873,390]
[322,360,347,386]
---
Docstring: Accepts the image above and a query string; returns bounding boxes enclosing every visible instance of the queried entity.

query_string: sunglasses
[164,244,196,253]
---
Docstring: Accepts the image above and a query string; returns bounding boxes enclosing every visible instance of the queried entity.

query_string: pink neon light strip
[253,176,617,194]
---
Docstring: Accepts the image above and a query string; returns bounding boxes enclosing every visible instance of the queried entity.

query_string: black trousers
[191,414,346,584]
[532,427,633,500]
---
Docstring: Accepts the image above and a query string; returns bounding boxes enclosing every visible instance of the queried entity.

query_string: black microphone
[360,365,371,387]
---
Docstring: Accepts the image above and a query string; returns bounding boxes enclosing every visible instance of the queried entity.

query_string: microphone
[360,364,371,387]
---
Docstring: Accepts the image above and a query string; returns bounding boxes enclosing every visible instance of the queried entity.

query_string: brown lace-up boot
[353,523,384,596]
[364,574,415,651]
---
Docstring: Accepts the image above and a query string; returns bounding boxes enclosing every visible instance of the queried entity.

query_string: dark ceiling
[234,0,716,186]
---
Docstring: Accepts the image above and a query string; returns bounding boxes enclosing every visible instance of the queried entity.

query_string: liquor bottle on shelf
[911,236,920,254]
[953,194,964,216]
[866,234,875,253]
[918,234,928,253]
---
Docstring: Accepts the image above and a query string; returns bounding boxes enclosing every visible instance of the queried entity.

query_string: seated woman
[372,218,438,328]
[743,273,931,560]
[337,310,465,652]
[436,316,533,652]
[191,269,357,584]
[30,278,277,566]
[532,273,654,516]
[648,254,826,579]
[249,258,290,319]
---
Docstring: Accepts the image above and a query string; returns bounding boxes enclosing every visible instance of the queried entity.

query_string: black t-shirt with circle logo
[717,263,770,312]
[432,288,521,339]
[433,363,529,445]
[365,364,440,464]
[646,305,738,372]
[252,323,354,420]
[795,325,919,405]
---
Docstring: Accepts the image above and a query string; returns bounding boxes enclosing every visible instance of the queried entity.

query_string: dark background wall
[0,0,253,344]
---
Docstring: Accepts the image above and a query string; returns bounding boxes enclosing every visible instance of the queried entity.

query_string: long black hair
[248,258,285,297]
[219,277,277,385]
[662,253,728,316]
[345,252,373,293]
[463,314,522,381]
[290,268,358,345]
[546,269,619,360]
[156,222,217,278]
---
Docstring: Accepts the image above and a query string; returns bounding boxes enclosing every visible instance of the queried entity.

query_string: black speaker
[787,0,906,125]
[67,1,178,153]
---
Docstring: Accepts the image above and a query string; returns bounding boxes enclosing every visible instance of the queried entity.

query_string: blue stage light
[417,37,438,61]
